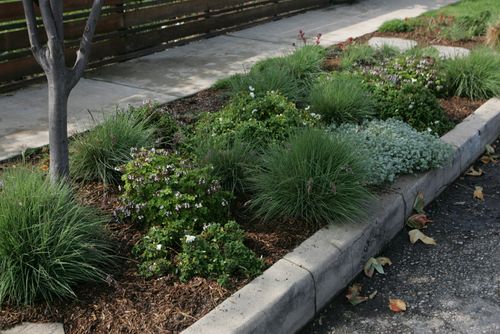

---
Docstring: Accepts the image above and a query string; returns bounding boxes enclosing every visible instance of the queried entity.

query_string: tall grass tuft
[250,129,371,226]
[444,47,500,99]
[0,168,115,305]
[71,110,157,185]
[308,73,375,125]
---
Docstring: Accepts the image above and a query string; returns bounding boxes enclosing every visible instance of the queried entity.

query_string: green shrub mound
[178,222,263,286]
[371,82,453,135]
[444,47,500,99]
[378,18,416,33]
[358,54,447,97]
[331,119,454,185]
[120,148,232,229]
[71,110,157,185]
[250,129,371,226]
[0,169,114,305]
[194,91,318,148]
[220,45,325,102]
[308,73,375,125]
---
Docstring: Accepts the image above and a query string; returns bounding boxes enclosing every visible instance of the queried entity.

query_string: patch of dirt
[160,88,230,125]
[439,96,486,122]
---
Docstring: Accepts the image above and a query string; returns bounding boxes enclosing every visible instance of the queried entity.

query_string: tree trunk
[47,77,69,180]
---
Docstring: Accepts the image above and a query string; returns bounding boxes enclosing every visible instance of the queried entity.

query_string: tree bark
[47,77,69,179]
[21,0,103,182]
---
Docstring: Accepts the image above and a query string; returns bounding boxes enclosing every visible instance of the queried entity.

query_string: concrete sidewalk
[0,0,455,161]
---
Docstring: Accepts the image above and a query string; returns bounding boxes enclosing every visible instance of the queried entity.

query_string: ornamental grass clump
[443,47,500,99]
[0,168,114,306]
[308,73,375,125]
[250,128,371,226]
[378,18,416,33]
[221,45,325,102]
[331,119,454,185]
[71,110,157,185]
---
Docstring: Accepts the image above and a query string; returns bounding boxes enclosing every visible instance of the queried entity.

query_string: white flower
[251,109,258,114]
[203,223,212,231]
[305,105,311,111]
[249,85,255,92]
[156,244,162,251]
[249,92,255,98]
[185,235,196,243]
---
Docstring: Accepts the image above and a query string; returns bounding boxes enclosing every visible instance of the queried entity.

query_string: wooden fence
[0,0,340,92]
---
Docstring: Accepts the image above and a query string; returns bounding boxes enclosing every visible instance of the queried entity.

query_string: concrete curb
[182,97,500,334]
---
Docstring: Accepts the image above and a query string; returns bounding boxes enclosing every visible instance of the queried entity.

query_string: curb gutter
[182,97,500,334]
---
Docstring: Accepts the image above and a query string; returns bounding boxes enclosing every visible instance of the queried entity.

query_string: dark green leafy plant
[444,47,500,99]
[250,128,371,226]
[71,110,157,185]
[308,73,375,125]
[371,82,453,135]
[178,221,263,286]
[0,168,114,305]
[193,91,318,149]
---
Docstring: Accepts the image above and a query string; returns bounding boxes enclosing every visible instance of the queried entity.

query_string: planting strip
[182,97,500,334]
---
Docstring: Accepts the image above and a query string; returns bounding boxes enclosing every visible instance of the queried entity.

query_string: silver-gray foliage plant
[330,119,454,185]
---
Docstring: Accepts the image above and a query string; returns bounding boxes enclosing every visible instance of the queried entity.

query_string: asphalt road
[301,139,500,334]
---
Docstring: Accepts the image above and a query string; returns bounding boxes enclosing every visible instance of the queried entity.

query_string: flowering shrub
[119,148,231,229]
[119,149,260,281]
[359,54,447,96]
[331,119,454,185]
[178,221,263,285]
[194,91,318,148]
[370,82,453,135]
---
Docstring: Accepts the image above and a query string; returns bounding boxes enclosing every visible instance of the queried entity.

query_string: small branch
[68,0,103,91]
[21,0,48,71]
[49,0,64,42]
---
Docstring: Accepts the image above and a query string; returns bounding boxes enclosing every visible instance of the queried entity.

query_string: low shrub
[250,129,371,226]
[358,54,447,96]
[308,73,375,125]
[371,82,453,135]
[331,119,454,185]
[379,18,416,33]
[71,111,157,185]
[119,148,232,229]
[0,168,114,305]
[443,47,500,99]
[178,221,263,286]
[129,102,179,146]
[193,91,318,148]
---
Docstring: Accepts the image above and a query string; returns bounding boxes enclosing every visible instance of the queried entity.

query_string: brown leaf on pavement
[406,213,432,229]
[473,186,484,201]
[465,166,483,176]
[389,298,407,312]
[408,229,437,245]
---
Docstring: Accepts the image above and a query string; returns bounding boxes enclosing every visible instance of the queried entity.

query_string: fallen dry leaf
[413,192,425,214]
[408,229,437,245]
[480,154,500,164]
[485,144,495,155]
[369,290,378,299]
[473,186,484,201]
[346,283,369,306]
[465,166,483,177]
[406,213,432,229]
[389,298,407,312]
[364,257,392,278]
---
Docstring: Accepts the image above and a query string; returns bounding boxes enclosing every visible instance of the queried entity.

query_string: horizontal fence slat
[0,0,332,90]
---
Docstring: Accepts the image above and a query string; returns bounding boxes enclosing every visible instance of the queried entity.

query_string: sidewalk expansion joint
[283,258,317,314]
